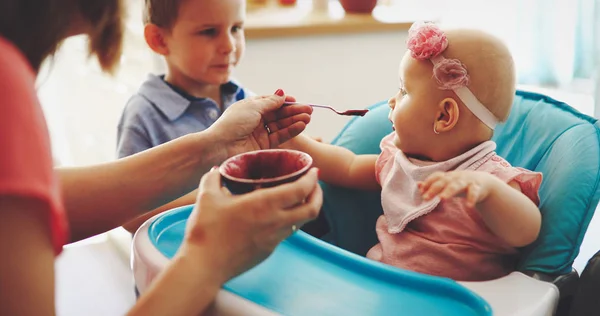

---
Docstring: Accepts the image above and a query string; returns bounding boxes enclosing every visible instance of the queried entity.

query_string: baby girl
[283,22,542,281]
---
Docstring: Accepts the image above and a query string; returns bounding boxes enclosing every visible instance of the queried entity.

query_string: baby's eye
[231,25,243,33]
[399,87,408,96]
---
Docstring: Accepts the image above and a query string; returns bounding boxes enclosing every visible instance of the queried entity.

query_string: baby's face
[387,53,442,157]
[163,0,246,85]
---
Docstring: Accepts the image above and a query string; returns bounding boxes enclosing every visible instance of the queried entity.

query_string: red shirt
[0,36,69,254]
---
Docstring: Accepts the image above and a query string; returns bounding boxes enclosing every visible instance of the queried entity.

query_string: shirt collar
[138,74,190,121]
[222,80,241,96]
[138,74,242,121]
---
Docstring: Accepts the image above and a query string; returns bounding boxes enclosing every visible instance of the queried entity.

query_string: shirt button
[208,109,219,120]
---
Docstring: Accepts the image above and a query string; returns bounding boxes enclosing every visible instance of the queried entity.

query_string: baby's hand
[418,171,495,208]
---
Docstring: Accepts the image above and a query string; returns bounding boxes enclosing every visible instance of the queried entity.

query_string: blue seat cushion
[320,90,600,275]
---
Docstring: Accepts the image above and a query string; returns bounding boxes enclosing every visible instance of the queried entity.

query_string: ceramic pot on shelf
[339,0,378,13]
[278,0,297,5]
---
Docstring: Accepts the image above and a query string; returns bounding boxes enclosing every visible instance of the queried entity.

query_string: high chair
[132,90,600,316]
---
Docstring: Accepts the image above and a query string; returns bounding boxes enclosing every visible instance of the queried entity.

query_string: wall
[238,32,407,140]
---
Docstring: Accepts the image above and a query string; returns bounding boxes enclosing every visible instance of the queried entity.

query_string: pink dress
[366,133,542,281]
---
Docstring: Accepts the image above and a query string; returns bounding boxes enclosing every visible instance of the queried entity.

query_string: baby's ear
[434,97,460,133]
[143,23,169,56]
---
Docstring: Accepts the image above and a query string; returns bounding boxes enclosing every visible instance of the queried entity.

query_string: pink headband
[406,22,498,130]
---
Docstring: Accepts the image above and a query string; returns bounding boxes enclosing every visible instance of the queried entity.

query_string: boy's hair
[144,0,185,29]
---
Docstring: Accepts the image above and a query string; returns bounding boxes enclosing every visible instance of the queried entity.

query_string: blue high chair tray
[149,205,492,316]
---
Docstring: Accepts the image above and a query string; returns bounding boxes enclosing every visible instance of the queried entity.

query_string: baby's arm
[475,178,541,247]
[420,171,541,247]
[282,135,380,191]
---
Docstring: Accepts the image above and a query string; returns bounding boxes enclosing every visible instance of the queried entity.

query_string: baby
[284,22,542,281]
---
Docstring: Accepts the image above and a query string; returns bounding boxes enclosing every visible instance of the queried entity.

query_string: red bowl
[219,149,313,194]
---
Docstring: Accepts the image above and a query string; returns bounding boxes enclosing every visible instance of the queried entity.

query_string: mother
[0,0,322,315]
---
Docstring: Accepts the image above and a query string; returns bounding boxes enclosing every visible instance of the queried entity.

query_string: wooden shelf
[245,1,433,39]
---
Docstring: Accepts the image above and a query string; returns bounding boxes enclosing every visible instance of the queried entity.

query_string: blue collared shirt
[116,74,252,158]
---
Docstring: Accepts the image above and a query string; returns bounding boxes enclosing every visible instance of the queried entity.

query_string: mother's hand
[181,167,322,284]
[207,89,313,158]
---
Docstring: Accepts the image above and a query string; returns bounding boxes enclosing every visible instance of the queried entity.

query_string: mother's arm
[60,94,312,242]
[0,167,322,316]
[0,197,56,316]
[59,132,222,242]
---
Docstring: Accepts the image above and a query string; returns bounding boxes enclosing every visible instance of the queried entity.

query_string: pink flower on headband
[407,21,470,90]
[407,22,448,60]
[433,59,470,90]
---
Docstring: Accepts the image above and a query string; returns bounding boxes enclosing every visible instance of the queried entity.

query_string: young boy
[117,0,252,233]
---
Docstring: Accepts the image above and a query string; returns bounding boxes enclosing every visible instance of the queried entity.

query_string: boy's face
[387,53,440,157]
[163,0,246,85]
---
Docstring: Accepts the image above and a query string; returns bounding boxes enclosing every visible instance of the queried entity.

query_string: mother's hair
[0,0,125,73]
